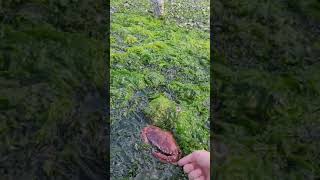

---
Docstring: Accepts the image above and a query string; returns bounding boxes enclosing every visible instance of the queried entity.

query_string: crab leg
[141,128,149,144]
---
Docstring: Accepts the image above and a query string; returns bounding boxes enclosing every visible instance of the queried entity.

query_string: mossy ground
[110,0,209,179]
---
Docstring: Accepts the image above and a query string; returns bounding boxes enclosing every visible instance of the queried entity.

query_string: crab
[141,125,182,164]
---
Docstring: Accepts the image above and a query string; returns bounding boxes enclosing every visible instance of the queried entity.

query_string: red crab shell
[141,125,181,164]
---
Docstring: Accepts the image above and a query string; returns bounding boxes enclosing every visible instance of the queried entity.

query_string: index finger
[178,152,195,166]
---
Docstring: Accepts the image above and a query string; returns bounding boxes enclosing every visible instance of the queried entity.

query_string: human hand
[178,150,210,180]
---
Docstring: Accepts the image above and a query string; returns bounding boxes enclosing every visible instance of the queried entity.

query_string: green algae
[111,1,209,179]
[175,109,209,154]
[110,11,210,152]
[144,71,166,87]
[124,35,138,45]
[143,94,177,130]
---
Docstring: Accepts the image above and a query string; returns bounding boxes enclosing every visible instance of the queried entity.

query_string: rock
[150,0,165,18]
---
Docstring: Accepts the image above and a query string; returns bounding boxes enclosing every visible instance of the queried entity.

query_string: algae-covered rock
[143,94,178,130]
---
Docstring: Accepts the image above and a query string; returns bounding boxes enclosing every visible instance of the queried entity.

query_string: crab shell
[141,125,182,164]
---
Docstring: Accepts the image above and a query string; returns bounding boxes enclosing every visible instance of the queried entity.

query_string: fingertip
[177,153,194,166]
[177,158,185,166]
[177,160,184,166]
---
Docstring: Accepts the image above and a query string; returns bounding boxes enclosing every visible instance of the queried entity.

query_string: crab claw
[141,125,182,164]
[152,151,180,164]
